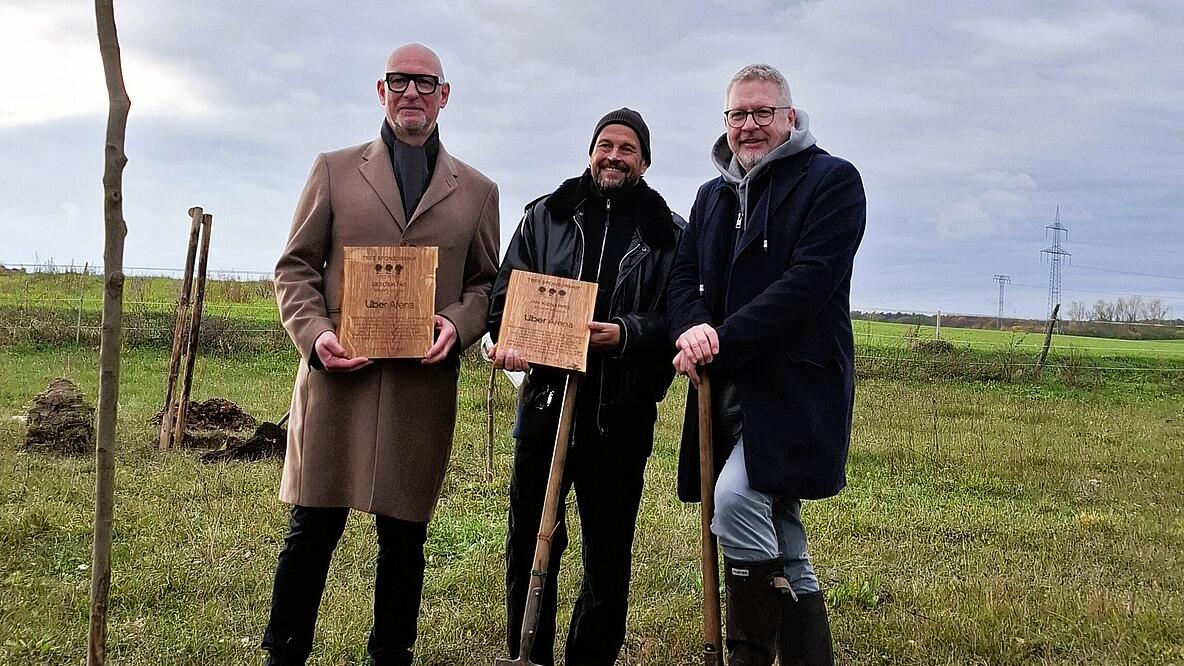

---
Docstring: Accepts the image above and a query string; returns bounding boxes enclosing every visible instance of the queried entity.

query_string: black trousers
[505,418,650,666]
[261,505,428,666]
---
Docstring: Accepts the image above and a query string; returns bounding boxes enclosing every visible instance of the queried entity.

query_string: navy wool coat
[667,144,866,501]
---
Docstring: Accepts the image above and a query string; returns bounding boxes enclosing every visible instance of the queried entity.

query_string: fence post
[935,310,942,339]
[1034,303,1060,380]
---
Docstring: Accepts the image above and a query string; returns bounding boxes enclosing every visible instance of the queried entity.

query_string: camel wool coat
[275,135,499,522]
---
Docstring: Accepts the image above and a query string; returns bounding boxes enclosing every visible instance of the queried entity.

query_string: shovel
[495,374,579,666]
[697,370,724,665]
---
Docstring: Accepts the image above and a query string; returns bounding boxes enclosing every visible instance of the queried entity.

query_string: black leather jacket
[488,172,684,441]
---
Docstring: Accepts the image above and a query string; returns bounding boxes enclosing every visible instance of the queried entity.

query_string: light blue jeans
[712,438,820,595]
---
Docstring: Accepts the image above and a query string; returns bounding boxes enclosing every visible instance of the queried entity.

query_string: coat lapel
[702,183,735,317]
[407,143,458,227]
[734,150,813,257]
[358,137,408,230]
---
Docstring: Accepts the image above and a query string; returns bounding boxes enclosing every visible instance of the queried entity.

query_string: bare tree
[1067,300,1087,321]
[1091,299,1114,321]
[1145,297,1170,323]
[1127,295,1146,322]
[90,1,129,664]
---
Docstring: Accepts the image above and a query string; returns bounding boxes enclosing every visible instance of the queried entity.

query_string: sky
[2,0,1182,319]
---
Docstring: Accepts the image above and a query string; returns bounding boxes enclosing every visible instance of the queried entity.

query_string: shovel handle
[506,374,579,664]
[697,370,724,661]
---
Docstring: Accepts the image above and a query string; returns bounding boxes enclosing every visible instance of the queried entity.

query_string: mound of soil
[155,397,257,431]
[23,378,94,455]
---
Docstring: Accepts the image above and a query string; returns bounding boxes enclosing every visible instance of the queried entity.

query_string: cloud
[1,0,1182,318]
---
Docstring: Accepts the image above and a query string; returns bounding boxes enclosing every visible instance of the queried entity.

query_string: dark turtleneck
[380,120,440,221]
[578,170,644,321]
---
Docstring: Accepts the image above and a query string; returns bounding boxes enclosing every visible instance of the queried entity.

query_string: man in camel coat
[264,43,499,666]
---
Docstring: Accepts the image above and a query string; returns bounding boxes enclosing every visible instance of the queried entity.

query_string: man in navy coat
[668,63,866,666]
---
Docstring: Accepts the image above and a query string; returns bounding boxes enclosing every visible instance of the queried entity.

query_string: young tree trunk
[90,2,129,664]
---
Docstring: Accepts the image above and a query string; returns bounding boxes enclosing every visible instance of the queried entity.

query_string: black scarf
[380,121,440,221]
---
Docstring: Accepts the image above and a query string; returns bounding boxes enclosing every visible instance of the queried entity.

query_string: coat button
[400,239,409,246]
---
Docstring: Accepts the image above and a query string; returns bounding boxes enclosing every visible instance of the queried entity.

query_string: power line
[1008,282,1184,302]
[1068,264,1184,281]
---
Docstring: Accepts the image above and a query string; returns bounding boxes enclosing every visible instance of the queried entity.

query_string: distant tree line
[853,302,1184,341]
[1065,296,1171,323]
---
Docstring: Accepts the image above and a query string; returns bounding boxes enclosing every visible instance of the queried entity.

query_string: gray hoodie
[711,108,817,233]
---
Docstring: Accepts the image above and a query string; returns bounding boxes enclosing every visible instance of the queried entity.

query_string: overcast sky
[2,1,1182,319]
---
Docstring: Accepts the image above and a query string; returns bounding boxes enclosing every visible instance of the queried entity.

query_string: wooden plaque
[338,245,437,358]
[497,269,597,373]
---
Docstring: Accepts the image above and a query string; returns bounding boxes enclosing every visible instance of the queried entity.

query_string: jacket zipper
[596,222,649,435]
[725,206,743,315]
[592,198,613,434]
[573,209,587,280]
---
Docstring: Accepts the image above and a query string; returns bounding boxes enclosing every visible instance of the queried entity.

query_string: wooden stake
[75,262,89,344]
[158,207,203,450]
[173,213,212,446]
[484,365,496,483]
[90,1,129,663]
[1034,303,1060,380]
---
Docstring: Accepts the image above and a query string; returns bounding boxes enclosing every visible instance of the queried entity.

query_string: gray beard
[594,173,637,193]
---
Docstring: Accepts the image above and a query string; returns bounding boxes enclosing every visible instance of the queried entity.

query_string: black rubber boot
[778,590,834,666]
[724,557,788,666]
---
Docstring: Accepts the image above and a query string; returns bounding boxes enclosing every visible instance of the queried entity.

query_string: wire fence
[1,301,1182,392]
[1,265,1182,386]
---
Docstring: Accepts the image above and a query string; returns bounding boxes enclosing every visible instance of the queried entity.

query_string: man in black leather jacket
[487,108,683,666]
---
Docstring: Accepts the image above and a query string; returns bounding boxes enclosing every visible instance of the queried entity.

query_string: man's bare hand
[675,323,719,365]
[422,315,458,365]
[588,321,621,351]
[672,349,702,386]
[315,330,372,372]
[491,343,530,372]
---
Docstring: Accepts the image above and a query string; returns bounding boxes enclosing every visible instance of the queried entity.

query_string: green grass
[853,320,1184,358]
[1,345,1182,665]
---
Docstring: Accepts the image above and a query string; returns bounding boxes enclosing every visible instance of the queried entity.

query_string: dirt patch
[154,397,257,449]
[23,378,95,455]
[155,397,257,431]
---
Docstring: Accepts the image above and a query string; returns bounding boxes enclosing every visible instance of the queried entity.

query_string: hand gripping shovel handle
[496,374,580,666]
[697,370,724,665]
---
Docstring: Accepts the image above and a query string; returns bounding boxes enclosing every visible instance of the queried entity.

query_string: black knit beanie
[589,107,651,165]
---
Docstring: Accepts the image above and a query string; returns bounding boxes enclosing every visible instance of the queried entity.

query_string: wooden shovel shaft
[507,374,579,664]
[698,371,724,665]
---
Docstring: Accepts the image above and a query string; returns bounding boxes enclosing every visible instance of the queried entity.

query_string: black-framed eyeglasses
[724,106,792,128]
[384,72,443,95]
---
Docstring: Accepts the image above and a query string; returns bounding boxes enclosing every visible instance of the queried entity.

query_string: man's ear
[438,82,451,109]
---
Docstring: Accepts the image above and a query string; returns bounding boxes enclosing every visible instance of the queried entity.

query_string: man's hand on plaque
[587,321,621,351]
[490,343,531,372]
[422,315,458,365]
[315,330,372,372]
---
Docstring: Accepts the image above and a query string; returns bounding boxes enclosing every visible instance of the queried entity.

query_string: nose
[740,113,760,131]
[401,84,421,100]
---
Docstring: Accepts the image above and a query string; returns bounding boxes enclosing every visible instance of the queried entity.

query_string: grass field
[1,339,1182,665]
[1,272,1182,664]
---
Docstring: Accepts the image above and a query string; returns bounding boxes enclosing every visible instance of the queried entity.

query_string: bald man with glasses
[266,43,499,666]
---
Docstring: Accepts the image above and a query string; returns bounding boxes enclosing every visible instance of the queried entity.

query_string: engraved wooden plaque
[338,246,437,358]
[497,269,598,373]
